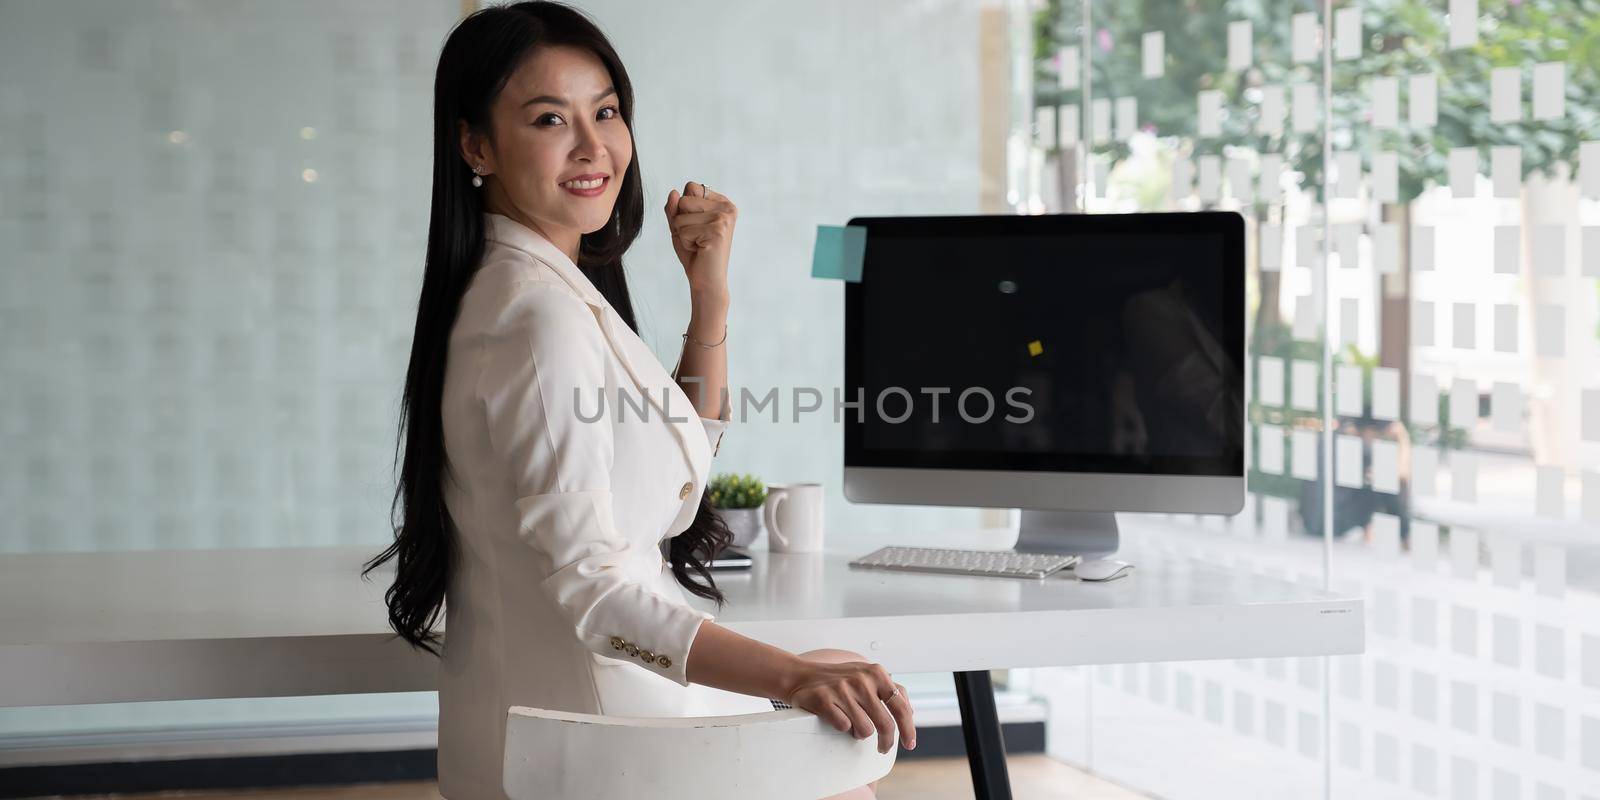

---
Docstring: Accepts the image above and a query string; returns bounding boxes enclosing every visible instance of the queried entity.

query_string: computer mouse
[1074,558,1133,582]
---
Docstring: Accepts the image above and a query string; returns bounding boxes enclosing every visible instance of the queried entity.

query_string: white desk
[0,519,1363,798]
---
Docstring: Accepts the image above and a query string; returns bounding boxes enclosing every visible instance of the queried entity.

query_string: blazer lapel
[593,308,709,477]
[481,213,708,486]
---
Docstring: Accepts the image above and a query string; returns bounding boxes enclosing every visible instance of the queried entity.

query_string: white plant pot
[717,506,766,549]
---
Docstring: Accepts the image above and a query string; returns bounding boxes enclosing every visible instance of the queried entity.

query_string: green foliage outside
[1033,0,1600,204]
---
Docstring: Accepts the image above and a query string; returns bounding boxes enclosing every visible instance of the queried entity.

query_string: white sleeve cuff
[581,589,713,688]
[699,415,728,457]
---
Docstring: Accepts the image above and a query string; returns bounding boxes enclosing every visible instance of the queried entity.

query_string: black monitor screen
[843,212,1245,477]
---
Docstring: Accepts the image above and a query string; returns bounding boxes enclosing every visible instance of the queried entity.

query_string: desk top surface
[0,519,1353,648]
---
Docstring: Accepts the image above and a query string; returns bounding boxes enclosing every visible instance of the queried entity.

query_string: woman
[362,3,914,798]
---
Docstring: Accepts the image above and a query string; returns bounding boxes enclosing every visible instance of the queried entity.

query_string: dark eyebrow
[522,86,617,109]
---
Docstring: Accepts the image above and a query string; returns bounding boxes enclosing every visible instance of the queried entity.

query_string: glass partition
[1022,1,1600,797]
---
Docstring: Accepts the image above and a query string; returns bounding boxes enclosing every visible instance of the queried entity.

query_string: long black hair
[362,1,734,658]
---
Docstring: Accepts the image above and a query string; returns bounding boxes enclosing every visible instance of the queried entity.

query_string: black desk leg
[952,670,1012,799]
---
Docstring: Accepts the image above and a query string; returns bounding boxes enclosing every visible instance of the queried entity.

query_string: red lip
[560,174,609,197]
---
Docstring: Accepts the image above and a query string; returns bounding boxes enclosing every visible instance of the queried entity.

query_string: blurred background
[1,0,1598,798]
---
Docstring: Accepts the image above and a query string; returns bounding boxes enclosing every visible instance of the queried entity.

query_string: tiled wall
[0,0,986,556]
[0,0,450,553]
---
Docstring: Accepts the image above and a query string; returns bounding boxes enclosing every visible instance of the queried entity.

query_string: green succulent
[707,472,767,509]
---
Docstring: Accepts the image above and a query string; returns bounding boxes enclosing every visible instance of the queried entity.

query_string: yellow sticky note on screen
[1028,340,1043,356]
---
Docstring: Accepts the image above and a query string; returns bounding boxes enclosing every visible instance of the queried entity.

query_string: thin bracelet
[682,324,728,349]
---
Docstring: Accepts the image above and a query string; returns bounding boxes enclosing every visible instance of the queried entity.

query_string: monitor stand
[1011,509,1119,559]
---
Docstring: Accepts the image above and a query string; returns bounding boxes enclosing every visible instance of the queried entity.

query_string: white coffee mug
[763,483,825,553]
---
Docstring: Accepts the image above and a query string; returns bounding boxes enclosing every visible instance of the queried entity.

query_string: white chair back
[504,705,897,799]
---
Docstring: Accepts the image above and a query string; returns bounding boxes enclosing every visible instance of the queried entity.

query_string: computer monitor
[842,211,1246,558]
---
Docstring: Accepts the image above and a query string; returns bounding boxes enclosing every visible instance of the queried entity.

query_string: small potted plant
[707,472,767,548]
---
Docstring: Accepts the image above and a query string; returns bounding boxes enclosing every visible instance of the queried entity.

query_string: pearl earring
[471,164,484,188]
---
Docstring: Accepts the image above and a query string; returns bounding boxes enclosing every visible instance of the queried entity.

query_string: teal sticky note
[811,224,866,282]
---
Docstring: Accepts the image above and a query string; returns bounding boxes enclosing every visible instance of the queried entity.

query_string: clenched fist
[663,180,736,298]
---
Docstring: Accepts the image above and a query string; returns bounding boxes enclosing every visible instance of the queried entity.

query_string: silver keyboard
[849,546,1080,580]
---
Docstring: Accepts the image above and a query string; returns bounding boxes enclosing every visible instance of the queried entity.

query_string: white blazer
[435,213,773,798]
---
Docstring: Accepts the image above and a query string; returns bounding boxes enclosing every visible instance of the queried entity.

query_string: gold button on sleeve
[678,481,693,500]
[655,654,672,668]
[624,644,639,656]
[610,636,625,650]
[639,649,656,663]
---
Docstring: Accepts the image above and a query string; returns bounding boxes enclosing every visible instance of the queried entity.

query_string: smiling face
[461,44,633,258]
